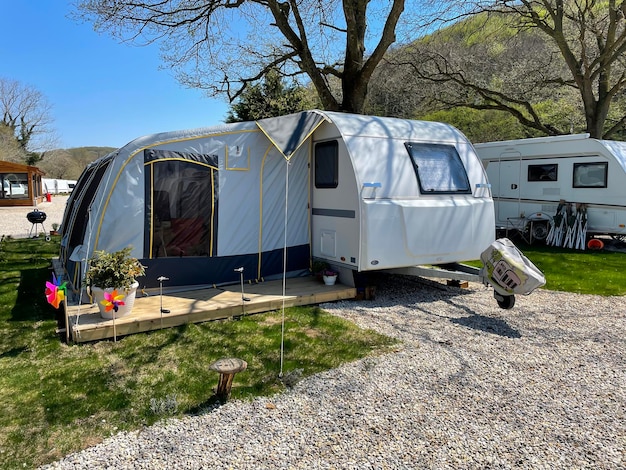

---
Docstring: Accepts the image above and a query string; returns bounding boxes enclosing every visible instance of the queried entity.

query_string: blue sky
[0,1,229,149]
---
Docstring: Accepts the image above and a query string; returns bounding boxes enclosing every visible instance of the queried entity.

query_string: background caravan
[61,110,535,308]
[475,134,626,244]
[43,178,77,194]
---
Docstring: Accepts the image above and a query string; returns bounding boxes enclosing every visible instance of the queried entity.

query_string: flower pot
[323,275,337,286]
[91,281,139,319]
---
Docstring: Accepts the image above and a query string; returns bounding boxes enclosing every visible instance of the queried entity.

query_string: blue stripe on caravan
[312,208,356,218]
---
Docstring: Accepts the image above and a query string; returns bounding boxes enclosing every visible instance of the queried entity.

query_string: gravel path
[41,274,625,469]
[0,195,69,239]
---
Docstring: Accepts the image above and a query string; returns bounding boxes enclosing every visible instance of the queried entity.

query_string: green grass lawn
[0,237,397,469]
[0,235,625,469]
[464,239,626,295]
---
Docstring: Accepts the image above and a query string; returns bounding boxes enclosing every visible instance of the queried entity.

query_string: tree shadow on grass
[0,345,29,358]
[11,266,57,322]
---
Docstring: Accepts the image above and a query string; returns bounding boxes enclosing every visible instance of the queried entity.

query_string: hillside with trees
[367,1,626,142]
[5,1,626,183]
[37,147,115,180]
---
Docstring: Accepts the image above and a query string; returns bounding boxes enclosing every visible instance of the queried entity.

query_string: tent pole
[279,159,290,378]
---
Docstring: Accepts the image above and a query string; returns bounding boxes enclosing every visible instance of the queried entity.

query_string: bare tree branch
[75,0,418,114]
[0,77,56,162]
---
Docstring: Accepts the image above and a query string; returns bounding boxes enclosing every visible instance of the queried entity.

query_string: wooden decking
[64,277,356,343]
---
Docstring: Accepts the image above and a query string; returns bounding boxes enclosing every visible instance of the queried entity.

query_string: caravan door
[492,153,522,224]
[310,136,360,271]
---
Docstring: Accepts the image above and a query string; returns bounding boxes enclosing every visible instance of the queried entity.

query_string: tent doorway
[145,151,218,259]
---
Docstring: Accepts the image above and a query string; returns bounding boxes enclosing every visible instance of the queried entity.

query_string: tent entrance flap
[144,150,219,259]
[256,111,327,159]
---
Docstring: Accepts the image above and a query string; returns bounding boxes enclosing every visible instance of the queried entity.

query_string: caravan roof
[477,133,626,173]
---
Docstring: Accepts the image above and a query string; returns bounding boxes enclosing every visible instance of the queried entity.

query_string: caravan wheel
[531,222,549,242]
[494,293,516,309]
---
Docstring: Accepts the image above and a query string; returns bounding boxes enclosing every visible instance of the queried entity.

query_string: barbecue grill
[27,209,47,238]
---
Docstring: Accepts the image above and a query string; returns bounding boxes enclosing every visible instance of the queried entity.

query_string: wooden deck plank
[66,277,355,343]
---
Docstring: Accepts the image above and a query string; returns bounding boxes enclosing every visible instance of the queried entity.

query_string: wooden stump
[209,357,247,400]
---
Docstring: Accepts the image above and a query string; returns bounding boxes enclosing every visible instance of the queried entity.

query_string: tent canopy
[256,111,327,159]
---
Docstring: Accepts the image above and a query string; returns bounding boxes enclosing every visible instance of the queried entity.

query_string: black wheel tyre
[531,222,548,241]
[496,295,516,309]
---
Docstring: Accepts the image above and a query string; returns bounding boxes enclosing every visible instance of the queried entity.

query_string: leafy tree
[0,77,57,164]
[493,0,626,138]
[419,108,540,143]
[389,1,626,139]
[225,68,318,122]
[75,0,407,114]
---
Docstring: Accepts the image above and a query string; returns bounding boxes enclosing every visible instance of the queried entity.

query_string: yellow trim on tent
[93,129,258,252]
[210,169,215,256]
[148,164,154,257]
[257,144,274,280]
[225,145,251,171]
[256,119,326,161]
[143,159,219,259]
[144,158,219,172]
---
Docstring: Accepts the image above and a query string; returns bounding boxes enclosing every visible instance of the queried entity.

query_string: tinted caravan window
[314,140,338,188]
[405,142,471,194]
[528,164,558,182]
[573,162,608,188]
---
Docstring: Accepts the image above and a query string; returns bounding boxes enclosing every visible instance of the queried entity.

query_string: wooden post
[209,357,247,400]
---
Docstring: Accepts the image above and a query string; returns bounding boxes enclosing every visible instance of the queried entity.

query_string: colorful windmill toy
[101,290,126,313]
[45,273,67,309]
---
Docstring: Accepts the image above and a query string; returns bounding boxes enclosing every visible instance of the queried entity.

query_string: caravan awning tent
[61,110,494,292]
[61,111,328,290]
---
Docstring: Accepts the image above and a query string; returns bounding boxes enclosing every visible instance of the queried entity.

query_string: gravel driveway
[0,195,69,239]
[42,274,625,469]
[0,195,623,469]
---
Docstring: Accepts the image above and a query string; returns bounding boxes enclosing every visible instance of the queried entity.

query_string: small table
[209,357,247,400]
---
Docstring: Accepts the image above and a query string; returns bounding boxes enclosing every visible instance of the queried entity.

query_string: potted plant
[50,223,59,236]
[322,268,339,286]
[311,259,339,285]
[85,247,146,319]
[311,259,328,281]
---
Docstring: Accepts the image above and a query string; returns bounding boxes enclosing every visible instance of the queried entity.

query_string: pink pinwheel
[45,273,67,309]
[100,290,126,313]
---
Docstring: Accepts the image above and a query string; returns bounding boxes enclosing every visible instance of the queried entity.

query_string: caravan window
[405,143,471,194]
[528,164,558,182]
[573,162,607,188]
[314,140,338,188]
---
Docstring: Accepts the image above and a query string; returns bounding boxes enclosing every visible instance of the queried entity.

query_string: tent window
[67,159,112,250]
[573,162,607,188]
[314,140,338,188]
[528,164,558,182]
[405,142,471,194]
[146,153,218,258]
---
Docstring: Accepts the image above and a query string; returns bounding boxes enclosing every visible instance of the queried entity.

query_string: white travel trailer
[61,110,519,304]
[43,178,77,194]
[475,134,626,242]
